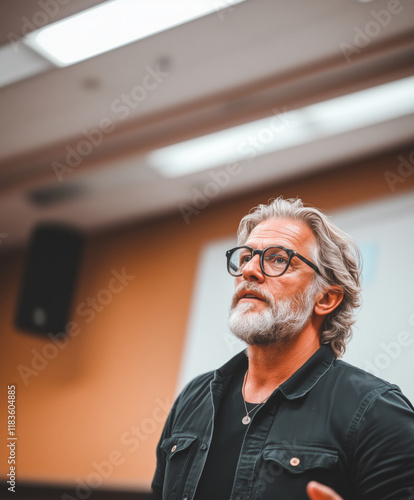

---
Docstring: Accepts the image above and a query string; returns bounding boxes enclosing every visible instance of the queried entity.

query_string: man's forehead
[247,218,316,250]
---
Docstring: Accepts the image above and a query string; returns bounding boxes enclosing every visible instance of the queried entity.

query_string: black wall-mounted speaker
[15,223,84,335]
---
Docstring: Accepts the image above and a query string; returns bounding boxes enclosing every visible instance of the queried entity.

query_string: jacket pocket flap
[262,445,338,474]
[161,435,197,459]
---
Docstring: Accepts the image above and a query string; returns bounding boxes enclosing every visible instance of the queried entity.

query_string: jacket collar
[216,344,336,400]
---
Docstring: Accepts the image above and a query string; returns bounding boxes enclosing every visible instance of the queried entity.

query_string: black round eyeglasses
[225,245,321,278]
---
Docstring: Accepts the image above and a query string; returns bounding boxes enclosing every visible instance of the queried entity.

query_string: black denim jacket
[152,345,414,500]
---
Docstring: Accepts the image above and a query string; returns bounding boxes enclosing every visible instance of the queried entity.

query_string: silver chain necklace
[241,369,271,425]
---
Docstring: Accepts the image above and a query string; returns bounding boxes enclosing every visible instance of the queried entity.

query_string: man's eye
[266,254,287,264]
[240,255,251,264]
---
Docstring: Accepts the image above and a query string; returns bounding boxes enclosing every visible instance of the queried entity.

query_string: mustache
[231,282,275,309]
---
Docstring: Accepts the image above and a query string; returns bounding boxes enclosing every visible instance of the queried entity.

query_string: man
[152,198,414,499]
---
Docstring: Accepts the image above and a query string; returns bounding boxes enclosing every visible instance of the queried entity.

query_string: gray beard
[228,281,319,346]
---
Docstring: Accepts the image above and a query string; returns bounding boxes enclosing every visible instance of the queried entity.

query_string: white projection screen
[176,192,414,405]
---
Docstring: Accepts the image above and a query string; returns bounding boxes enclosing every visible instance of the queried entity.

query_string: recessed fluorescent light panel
[24,0,247,67]
[149,76,414,177]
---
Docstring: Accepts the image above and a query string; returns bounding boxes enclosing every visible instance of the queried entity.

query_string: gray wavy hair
[237,197,362,358]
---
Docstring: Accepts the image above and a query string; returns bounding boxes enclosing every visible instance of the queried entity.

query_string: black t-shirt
[194,370,261,500]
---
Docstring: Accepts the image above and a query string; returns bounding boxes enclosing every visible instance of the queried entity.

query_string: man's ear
[314,286,343,317]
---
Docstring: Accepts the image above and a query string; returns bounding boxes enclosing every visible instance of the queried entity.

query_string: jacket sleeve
[350,387,414,499]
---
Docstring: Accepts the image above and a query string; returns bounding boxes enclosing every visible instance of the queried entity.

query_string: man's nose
[241,254,265,283]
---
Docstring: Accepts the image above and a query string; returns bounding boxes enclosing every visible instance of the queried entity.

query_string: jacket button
[200,443,207,451]
[171,445,177,453]
[290,457,300,466]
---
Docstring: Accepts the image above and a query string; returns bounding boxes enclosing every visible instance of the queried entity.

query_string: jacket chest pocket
[254,445,339,500]
[161,435,198,500]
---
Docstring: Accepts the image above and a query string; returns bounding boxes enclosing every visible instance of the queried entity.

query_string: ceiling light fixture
[24,0,247,67]
[148,76,414,177]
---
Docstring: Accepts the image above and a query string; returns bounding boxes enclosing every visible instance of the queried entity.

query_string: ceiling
[0,0,414,252]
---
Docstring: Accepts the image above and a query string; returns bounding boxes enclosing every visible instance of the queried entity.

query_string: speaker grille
[15,224,84,335]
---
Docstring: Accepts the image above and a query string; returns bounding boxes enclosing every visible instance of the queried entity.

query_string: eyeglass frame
[225,245,322,278]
